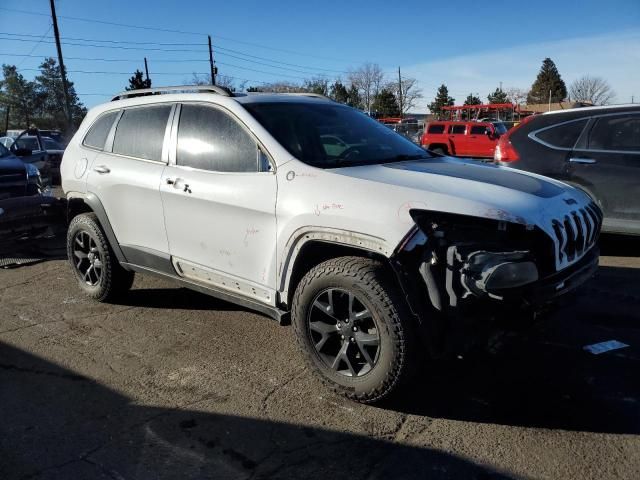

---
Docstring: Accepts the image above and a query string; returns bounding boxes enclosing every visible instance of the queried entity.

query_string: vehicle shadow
[0,341,514,480]
[599,233,639,257]
[384,265,640,435]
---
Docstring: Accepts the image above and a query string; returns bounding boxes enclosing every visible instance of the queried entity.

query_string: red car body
[420,121,507,158]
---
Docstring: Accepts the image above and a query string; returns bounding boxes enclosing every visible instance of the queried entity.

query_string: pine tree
[126,69,151,91]
[487,88,508,104]
[1,65,38,127]
[428,84,454,117]
[463,93,481,105]
[371,89,400,116]
[347,84,361,109]
[34,57,86,129]
[527,58,567,104]
[329,80,349,104]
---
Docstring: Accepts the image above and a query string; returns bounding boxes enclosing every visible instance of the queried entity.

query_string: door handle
[93,165,110,174]
[569,158,597,165]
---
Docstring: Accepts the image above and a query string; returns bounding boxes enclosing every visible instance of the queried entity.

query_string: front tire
[292,256,418,403]
[67,213,134,302]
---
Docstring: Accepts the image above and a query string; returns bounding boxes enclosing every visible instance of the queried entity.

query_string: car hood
[330,156,592,227]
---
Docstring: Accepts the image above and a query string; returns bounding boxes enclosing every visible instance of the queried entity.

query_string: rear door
[569,112,640,234]
[86,103,173,256]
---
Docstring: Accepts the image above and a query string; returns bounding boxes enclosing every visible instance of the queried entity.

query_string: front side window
[176,104,258,172]
[83,110,119,150]
[244,102,431,168]
[588,115,640,152]
[449,125,466,134]
[113,105,172,161]
[535,119,588,149]
[470,125,487,135]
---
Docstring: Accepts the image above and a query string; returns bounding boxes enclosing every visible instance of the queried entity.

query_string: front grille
[550,202,602,269]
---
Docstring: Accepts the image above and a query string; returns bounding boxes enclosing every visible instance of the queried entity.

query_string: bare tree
[246,81,305,93]
[505,87,529,106]
[569,76,615,105]
[348,63,385,113]
[188,73,240,91]
[387,77,423,114]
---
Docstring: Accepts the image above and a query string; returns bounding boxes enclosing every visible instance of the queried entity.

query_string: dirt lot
[1,234,639,480]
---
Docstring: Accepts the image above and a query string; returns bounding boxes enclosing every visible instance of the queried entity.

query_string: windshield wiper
[380,153,431,163]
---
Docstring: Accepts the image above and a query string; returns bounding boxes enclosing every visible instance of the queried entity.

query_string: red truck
[420,120,508,158]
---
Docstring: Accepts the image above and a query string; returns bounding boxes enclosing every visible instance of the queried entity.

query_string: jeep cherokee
[61,85,601,403]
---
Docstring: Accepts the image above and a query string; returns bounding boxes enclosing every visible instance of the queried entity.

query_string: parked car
[0,143,62,242]
[61,85,601,403]
[1,130,64,185]
[421,120,508,158]
[495,104,640,235]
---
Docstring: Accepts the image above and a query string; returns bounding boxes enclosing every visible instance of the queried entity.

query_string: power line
[15,25,52,68]
[0,7,355,63]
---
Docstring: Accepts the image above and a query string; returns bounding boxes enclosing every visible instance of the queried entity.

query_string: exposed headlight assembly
[463,250,539,297]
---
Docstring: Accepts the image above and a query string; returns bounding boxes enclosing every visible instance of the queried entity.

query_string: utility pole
[49,0,72,133]
[4,105,9,135]
[208,35,217,86]
[397,66,403,119]
[499,81,502,91]
[144,57,150,86]
[548,89,552,112]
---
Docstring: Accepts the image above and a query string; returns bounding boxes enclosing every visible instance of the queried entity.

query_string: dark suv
[495,105,640,235]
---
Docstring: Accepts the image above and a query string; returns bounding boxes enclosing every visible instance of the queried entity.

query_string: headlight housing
[463,250,539,295]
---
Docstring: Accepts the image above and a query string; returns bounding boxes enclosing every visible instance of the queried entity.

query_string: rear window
[449,125,466,134]
[534,119,588,148]
[588,115,640,152]
[113,105,172,161]
[427,124,445,134]
[83,111,119,150]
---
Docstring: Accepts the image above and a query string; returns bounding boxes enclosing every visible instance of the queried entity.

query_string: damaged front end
[390,209,599,356]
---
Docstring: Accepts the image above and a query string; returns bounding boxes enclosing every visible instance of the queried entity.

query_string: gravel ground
[0,234,639,480]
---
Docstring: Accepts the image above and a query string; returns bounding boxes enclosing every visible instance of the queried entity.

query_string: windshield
[244,102,432,168]
[44,138,62,150]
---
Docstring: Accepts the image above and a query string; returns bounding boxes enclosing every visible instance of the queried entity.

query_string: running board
[120,263,290,325]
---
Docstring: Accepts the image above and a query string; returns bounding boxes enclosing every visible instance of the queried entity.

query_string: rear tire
[67,213,134,302]
[292,256,418,403]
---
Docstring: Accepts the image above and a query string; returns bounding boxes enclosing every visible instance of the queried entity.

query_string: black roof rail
[111,85,232,101]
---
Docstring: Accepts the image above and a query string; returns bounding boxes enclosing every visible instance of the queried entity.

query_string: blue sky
[1,0,639,111]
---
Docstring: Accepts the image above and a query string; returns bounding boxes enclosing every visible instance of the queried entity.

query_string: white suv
[61,85,601,403]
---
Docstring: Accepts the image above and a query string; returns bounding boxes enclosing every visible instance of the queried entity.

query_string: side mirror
[14,148,33,157]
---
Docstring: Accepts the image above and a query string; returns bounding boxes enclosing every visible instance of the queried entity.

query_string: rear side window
[176,104,257,172]
[449,125,466,134]
[83,111,118,150]
[588,115,640,152]
[113,105,172,161]
[427,124,445,134]
[470,125,487,135]
[534,119,587,148]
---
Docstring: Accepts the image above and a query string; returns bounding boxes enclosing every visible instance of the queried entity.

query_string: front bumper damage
[390,210,600,356]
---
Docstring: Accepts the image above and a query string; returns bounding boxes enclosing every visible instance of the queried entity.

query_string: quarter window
[176,104,258,172]
[112,105,172,161]
[449,125,466,134]
[427,124,445,134]
[83,111,119,150]
[588,115,640,152]
[535,119,587,148]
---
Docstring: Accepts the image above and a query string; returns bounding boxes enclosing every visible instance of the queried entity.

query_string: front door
[160,103,278,304]
[569,113,640,234]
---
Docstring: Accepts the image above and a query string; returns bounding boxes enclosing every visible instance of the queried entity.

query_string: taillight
[494,135,519,163]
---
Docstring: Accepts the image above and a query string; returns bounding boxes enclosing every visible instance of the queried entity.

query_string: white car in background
[61,85,601,403]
